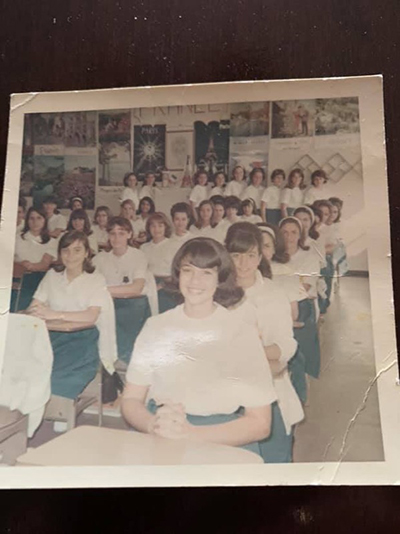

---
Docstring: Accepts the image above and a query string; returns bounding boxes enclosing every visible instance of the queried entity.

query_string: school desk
[17,425,263,465]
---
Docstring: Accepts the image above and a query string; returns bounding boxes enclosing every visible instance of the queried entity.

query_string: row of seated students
[12,179,346,463]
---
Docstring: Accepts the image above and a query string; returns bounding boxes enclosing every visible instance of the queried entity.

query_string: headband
[279,216,303,231]
[258,226,276,241]
[72,196,83,203]
[295,205,315,225]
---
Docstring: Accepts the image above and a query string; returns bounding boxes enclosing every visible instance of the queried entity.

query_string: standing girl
[139,171,157,202]
[93,217,155,364]
[42,196,67,239]
[209,171,226,198]
[121,237,276,454]
[67,209,98,255]
[303,169,328,205]
[261,169,286,225]
[242,167,265,212]
[225,165,247,198]
[328,197,348,277]
[28,230,117,399]
[280,169,305,218]
[279,217,321,380]
[189,170,209,218]
[225,222,303,463]
[92,206,113,250]
[120,172,140,209]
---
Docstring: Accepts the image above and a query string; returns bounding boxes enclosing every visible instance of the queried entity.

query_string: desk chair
[0,407,28,465]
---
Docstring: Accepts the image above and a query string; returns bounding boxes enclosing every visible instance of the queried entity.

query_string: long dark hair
[225,222,272,279]
[53,231,95,273]
[169,237,244,308]
[138,196,155,216]
[285,168,305,190]
[67,209,93,236]
[21,207,50,244]
[257,222,290,264]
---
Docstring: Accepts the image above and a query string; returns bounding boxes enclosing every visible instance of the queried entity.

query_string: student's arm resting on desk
[21,253,53,272]
[107,278,145,298]
[28,298,100,323]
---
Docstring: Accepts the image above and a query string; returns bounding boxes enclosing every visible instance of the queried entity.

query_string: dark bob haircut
[145,212,173,239]
[123,172,138,187]
[310,169,328,185]
[53,231,94,274]
[168,237,244,308]
[170,202,192,221]
[67,209,93,236]
[224,195,242,212]
[225,222,272,279]
[249,167,265,182]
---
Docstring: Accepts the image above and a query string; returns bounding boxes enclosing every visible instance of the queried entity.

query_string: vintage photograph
[0,78,397,487]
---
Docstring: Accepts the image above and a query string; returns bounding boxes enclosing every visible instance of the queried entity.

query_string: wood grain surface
[0,0,399,531]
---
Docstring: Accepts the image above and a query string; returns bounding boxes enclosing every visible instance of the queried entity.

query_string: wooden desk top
[17,425,263,466]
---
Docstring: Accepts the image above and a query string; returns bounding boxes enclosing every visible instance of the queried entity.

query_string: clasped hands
[27,302,60,321]
[148,401,191,440]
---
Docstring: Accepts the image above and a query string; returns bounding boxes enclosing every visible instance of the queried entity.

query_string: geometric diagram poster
[133,124,166,180]
[315,97,360,135]
[194,120,230,176]
[272,100,316,139]
[98,110,132,186]
[229,135,269,177]
[230,101,270,137]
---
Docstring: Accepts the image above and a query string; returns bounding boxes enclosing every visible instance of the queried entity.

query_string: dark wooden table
[1,0,400,531]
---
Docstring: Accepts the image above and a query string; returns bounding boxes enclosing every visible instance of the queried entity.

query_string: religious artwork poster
[0,77,398,489]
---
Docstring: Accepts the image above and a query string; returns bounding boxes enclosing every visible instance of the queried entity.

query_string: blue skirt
[294,298,320,379]
[49,326,100,399]
[319,254,334,313]
[114,296,151,364]
[259,401,293,463]
[265,208,282,226]
[147,399,261,456]
[288,346,307,404]
[10,271,46,312]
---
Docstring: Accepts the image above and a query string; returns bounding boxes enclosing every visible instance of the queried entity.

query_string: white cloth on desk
[14,232,57,263]
[47,213,67,233]
[33,269,118,373]
[0,314,53,437]
[261,185,282,209]
[127,303,277,415]
[241,185,264,209]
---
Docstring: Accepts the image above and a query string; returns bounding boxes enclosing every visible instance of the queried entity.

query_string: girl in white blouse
[303,169,328,205]
[169,202,193,255]
[279,217,321,381]
[189,200,218,239]
[240,198,262,224]
[67,209,98,256]
[224,165,247,198]
[14,207,57,271]
[120,199,147,245]
[27,230,117,398]
[242,167,265,211]
[280,168,305,218]
[209,171,226,198]
[139,171,157,201]
[189,170,209,218]
[120,172,140,208]
[42,196,67,239]
[261,169,286,225]
[225,222,303,463]
[92,206,113,250]
[122,237,276,453]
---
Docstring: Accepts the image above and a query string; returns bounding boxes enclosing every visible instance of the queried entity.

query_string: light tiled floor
[293,276,384,462]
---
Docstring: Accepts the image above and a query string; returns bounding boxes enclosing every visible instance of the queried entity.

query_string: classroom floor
[29,275,385,464]
[293,275,384,463]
